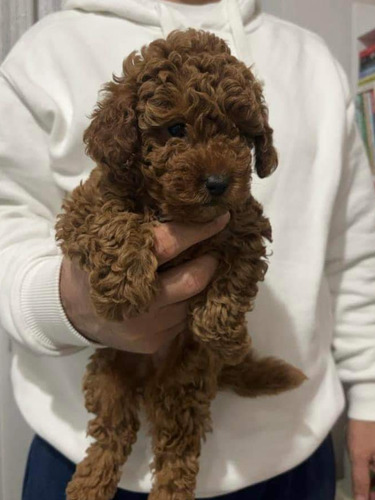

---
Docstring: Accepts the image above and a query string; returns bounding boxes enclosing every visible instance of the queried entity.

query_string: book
[359,77,375,93]
[359,73,375,88]
[360,44,375,75]
[360,65,375,80]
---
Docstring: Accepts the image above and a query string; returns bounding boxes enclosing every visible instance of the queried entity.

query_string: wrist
[59,257,102,344]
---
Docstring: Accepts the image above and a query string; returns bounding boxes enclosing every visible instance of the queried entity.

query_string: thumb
[351,455,370,500]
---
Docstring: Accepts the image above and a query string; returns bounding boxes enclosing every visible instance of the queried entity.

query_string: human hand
[347,418,375,500]
[59,212,230,353]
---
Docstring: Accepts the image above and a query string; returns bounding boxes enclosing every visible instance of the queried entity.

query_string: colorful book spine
[360,43,375,72]
[360,43,375,60]
[360,65,375,79]
[359,74,375,87]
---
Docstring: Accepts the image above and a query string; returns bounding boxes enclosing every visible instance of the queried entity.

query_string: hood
[62,0,263,68]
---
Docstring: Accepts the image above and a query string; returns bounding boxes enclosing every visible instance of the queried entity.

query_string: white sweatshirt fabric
[1,0,375,495]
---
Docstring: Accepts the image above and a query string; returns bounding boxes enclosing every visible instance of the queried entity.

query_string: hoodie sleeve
[325,60,375,421]
[0,71,100,355]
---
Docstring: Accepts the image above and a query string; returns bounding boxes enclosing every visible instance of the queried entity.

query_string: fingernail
[355,495,367,500]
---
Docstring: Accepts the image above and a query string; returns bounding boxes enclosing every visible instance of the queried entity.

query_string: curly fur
[56,29,306,500]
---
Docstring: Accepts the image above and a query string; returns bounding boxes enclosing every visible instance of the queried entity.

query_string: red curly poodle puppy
[56,29,306,500]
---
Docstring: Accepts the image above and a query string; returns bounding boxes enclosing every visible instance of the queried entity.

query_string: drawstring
[224,0,256,71]
[157,1,184,37]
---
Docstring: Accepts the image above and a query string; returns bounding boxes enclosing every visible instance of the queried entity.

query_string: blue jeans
[22,434,336,499]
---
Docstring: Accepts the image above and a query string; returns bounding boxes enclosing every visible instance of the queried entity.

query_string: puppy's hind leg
[145,337,218,500]
[66,349,141,500]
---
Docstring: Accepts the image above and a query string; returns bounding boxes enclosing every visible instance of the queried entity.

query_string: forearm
[0,74,95,355]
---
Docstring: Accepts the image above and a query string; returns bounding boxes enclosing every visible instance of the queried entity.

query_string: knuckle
[183,271,205,295]
[155,227,178,261]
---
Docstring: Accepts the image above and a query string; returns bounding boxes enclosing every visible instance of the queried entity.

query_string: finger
[351,456,371,500]
[154,212,230,265]
[155,254,218,307]
[140,320,187,354]
[117,300,187,341]
[155,301,189,330]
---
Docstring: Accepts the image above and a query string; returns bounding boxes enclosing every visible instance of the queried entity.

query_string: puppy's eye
[168,123,186,138]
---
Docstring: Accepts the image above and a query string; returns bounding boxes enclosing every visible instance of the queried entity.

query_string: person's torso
[4,6,346,495]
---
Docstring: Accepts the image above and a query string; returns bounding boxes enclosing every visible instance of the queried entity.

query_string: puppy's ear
[227,64,278,179]
[253,120,278,179]
[252,81,278,179]
[83,75,138,169]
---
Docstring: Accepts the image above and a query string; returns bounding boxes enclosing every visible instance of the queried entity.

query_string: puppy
[56,29,306,500]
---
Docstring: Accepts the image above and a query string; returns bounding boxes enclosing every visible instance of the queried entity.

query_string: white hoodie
[1,0,375,496]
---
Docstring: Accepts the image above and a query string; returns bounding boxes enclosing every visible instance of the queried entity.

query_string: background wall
[0,1,369,499]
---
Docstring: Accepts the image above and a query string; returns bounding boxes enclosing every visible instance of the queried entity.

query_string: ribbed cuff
[19,255,102,351]
[347,383,375,421]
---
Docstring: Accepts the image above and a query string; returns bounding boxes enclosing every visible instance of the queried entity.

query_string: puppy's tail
[218,351,307,397]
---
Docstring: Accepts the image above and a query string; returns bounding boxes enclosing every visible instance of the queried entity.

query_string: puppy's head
[84,29,278,222]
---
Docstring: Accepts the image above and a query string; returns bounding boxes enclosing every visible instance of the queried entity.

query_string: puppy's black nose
[205,175,229,196]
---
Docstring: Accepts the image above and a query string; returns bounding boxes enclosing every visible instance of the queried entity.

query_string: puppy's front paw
[89,220,159,321]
